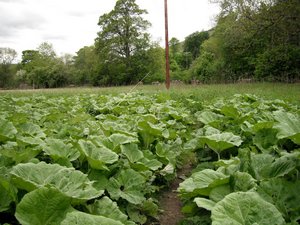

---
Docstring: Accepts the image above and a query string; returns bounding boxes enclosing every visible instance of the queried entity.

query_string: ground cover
[0,83,299,225]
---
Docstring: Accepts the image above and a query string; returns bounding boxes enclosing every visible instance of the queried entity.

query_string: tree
[73,46,99,85]
[37,42,56,58]
[21,42,68,88]
[183,31,209,60]
[95,0,151,84]
[0,47,17,87]
[169,37,180,55]
[197,0,300,82]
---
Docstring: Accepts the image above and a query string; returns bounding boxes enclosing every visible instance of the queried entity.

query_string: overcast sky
[0,0,220,59]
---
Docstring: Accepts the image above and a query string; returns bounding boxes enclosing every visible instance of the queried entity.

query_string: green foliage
[0,47,17,88]
[72,46,99,85]
[95,0,151,85]
[21,42,69,88]
[183,31,209,60]
[87,197,134,225]
[190,0,300,83]
[0,92,299,224]
[78,140,119,170]
[211,192,285,225]
[255,45,300,82]
[15,187,73,225]
[11,162,104,200]
[178,94,300,224]
[61,211,124,225]
[107,169,146,204]
[0,92,200,224]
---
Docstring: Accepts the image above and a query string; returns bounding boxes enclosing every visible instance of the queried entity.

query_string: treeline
[0,0,299,89]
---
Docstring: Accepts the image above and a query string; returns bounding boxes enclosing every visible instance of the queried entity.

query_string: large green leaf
[61,211,124,225]
[211,192,285,225]
[44,138,80,162]
[253,128,278,152]
[199,132,242,153]
[78,140,119,170]
[88,197,135,225]
[121,143,144,163]
[178,169,230,197]
[107,169,146,204]
[155,142,179,166]
[251,153,274,180]
[220,105,240,119]
[109,133,139,150]
[274,111,300,144]
[194,197,216,211]
[15,187,73,225]
[17,122,46,138]
[0,141,41,163]
[137,120,164,147]
[196,111,223,127]
[257,178,300,222]
[209,184,231,202]
[269,153,298,178]
[0,118,17,142]
[232,171,257,192]
[16,136,45,147]
[11,162,103,200]
[0,167,17,212]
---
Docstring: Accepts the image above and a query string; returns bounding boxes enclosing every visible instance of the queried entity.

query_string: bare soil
[157,162,193,225]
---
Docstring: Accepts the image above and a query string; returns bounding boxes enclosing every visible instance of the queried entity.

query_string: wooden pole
[164,0,170,89]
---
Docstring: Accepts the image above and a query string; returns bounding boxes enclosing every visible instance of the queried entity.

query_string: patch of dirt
[158,163,193,225]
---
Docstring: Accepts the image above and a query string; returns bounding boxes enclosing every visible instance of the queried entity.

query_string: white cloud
[0,0,219,60]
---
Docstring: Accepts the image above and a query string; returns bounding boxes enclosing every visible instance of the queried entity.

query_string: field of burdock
[0,83,299,225]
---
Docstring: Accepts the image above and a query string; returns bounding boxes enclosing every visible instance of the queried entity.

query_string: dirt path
[158,163,193,225]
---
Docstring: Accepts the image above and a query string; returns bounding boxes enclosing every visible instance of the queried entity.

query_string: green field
[1,83,299,104]
[0,83,299,225]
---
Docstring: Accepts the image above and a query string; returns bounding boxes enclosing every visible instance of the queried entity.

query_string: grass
[1,83,299,105]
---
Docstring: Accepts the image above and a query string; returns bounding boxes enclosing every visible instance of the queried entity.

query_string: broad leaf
[274,111,300,144]
[258,178,300,222]
[11,162,103,200]
[78,140,119,170]
[251,153,274,180]
[61,211,124,225]
[18,122,45,138]
[156,142,179,166]
[127,204,147,224]
[220,105,239,119]
[107,169,146,204]
[199,132,242,153]
[121,143,144,163]
[178,169,230,197]
[0,167,17,212]
[0,141,41,163]
[0,118,17,142]
[269,153,297,178]
[253,128,278,152]
[232,171,257,192]
[44,138,80,162]
[196,111,223,127]
[211,192,285,225]
[209,184,231,202]
[138,120,164,147]
[15,187,73,225]
[88,197,135,225]
[109,133,139,149]
[194,197,216,211]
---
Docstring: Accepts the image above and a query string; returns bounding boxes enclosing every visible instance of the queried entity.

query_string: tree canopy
[96,0,151,60]
[0,0,299,89]
[0,48,17,87]
[95,0,153,85]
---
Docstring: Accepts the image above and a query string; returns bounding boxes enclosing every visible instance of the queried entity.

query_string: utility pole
[164,0,170,89]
